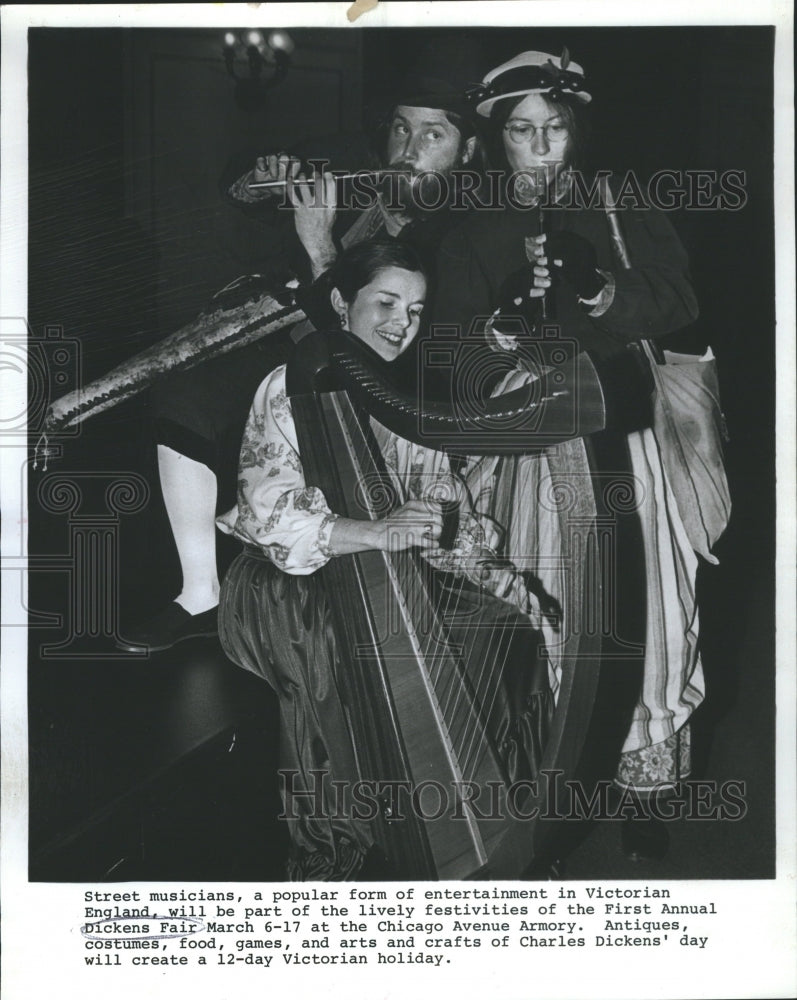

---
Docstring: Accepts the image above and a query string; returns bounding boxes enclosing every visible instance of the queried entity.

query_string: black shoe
[115,603,218,653]
[621,816,670,862]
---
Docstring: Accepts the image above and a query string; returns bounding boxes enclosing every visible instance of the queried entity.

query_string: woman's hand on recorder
[543,230,607,301]
[522,234,553,297]
[487,246,548,351]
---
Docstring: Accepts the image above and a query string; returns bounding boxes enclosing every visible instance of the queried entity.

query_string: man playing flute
[118,71,483,653]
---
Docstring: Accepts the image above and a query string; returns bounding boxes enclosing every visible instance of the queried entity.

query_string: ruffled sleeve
[216,366,338,574]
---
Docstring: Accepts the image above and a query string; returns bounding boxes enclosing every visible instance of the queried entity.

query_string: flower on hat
[471,48,591,116]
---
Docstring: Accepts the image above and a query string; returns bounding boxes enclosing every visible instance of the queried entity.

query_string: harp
[286,331,651,879]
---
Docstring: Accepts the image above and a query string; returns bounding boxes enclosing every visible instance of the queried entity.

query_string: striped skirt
[468,425,705,794]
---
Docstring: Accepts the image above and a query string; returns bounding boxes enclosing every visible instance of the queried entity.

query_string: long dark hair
[486,92,590,175]
[331,237,427,307]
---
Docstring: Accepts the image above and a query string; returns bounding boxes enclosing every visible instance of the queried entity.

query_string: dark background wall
[28,27,363,369]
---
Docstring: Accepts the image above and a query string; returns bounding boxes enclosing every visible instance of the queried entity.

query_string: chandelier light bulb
[268,30,295,55]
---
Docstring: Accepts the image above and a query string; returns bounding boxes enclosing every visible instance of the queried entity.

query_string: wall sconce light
[223,30,294,112]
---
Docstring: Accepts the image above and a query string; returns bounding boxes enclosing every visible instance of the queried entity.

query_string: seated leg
[118,335,293,652]
[158,445,220,615]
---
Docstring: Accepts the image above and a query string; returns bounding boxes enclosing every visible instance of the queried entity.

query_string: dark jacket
[433,190,699,358]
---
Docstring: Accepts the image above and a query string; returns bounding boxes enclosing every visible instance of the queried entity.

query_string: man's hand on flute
[288,170,339,280]
[246,152,302,198]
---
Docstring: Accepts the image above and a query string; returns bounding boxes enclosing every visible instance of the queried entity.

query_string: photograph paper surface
[1,3,794,998]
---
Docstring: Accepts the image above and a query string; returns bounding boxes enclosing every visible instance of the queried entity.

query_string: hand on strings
[248,152,301,196]
[379,500,443,553]
[288,169,338,279]
[543,230,607,302]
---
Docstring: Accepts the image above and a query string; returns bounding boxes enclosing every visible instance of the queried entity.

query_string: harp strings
[352,409,528,787]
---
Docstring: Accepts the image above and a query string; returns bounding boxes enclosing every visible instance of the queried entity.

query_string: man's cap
[471,49,591,116]
[367,73,480,137]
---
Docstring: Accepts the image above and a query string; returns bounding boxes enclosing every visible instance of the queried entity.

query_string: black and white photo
[1,3,794,998]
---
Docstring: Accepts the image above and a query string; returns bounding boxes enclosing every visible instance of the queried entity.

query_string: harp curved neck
[286,329,652,453]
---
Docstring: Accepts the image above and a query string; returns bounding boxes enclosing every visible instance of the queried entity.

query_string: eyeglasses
[504,121,569,145]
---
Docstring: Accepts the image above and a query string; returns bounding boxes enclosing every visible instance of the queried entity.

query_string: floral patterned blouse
[217,365,541,619]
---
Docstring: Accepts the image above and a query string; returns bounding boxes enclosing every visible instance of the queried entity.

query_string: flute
[248,169,409,190]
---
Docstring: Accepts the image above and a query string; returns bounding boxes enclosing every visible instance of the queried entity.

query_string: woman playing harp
[216,238,554,881]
